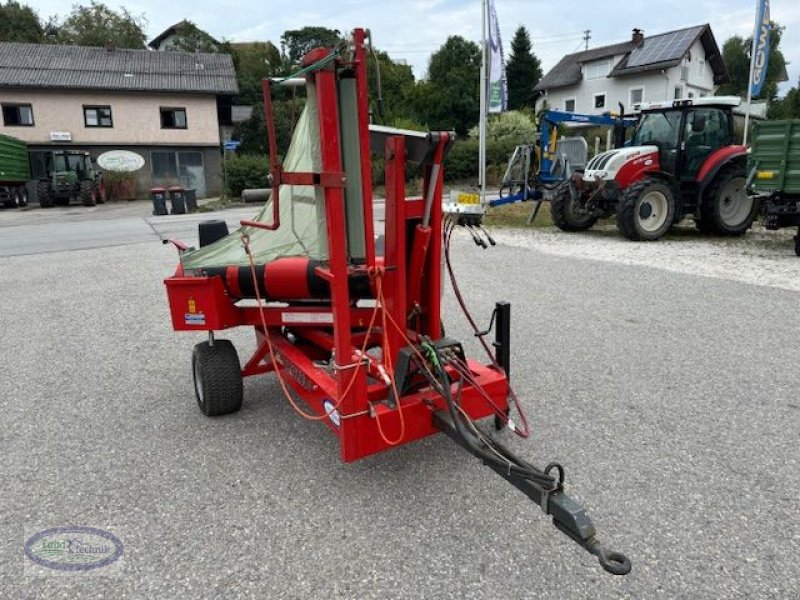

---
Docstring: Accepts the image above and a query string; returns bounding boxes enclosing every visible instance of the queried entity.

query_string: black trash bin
[184,188,197,213]
[150,187,168,216]
[169,186,186,215]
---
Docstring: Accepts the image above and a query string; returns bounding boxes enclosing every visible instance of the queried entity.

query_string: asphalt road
[1,203,798,598]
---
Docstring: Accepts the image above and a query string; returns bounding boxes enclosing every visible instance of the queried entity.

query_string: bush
[223,154,270,198]
[444,138,479,181]
[443,137,519,183]
[467,111,535,144]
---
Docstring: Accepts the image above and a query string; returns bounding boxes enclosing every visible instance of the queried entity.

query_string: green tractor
[37,150,103,208]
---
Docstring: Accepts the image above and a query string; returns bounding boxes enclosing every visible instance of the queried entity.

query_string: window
[2,103,34,126]
[160,107,187,129]
[629,87,644,106]
[593,93,606,109]
[152,150,205,196]
[84,105,113,128]
[674,85,683,100]
[585,59,610,80]
[564,98,576,112]
[697,59,705,76]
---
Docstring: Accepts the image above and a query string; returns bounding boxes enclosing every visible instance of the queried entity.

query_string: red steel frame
[164,29,508,462]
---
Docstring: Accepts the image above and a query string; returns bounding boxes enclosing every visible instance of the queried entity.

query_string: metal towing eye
[433,410,632,575]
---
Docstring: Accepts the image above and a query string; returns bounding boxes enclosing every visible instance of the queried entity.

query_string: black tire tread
[16,186,28,208]
[699,164,755,236]
[550,184,597,232]
[37,181,53,208]
[192,340,243,416]
[616,177,675,241]
[79,180,97,206]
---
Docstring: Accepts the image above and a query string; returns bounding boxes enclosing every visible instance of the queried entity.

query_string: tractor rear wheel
[551,183,598,232]
[79,181,97,206]
[192,340,243,416]
[37,181,53,208]
[616,177,675,241]
[700,165,756,236]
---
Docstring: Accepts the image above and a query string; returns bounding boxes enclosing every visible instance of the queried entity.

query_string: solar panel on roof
[626,26,703,68]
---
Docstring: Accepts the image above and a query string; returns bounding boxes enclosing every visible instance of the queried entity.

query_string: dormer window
[585,59,611,80]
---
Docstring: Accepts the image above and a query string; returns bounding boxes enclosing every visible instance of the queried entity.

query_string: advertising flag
[487,0,507,113]
[750,0,771,97]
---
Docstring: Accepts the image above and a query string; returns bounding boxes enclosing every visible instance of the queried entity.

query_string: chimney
[105,41,116,52]
[632,28,644,46]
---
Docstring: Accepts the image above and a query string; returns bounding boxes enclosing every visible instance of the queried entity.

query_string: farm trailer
[0,133,30,208]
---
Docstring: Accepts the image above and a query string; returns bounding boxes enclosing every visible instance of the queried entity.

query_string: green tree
[367,50,416,125]
[505,26,542,110]
[414,36,481,135]
[769,78,800,119]
[280,26,341,64]
[232,41,283,106]
[164,20,219,53]
[45,1,147,49]
[717,24,787,101]
[0,1,44,42]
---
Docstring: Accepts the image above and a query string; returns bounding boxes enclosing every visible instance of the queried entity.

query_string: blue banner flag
[750,0,771,97]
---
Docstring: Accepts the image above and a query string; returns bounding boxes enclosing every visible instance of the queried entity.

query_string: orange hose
[242,235,380,421]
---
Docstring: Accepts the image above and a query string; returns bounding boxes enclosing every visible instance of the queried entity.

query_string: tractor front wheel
[80,181,97,206]
[551,183,598,232]
[616,177,675,241]
[37,181,53,208]
[192,339,243,416]
[700,166,757,236]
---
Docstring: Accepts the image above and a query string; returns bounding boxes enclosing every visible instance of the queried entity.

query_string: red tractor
[552,97,757,241]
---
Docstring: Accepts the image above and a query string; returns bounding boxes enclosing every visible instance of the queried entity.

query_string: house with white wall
[0,42,237,198]
[535,25,727,115]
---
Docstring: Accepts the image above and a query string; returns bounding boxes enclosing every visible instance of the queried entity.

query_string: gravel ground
[493,221,800,291]
[1,221,799,598]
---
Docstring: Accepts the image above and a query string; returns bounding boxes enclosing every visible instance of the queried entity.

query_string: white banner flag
[487,0,506,113]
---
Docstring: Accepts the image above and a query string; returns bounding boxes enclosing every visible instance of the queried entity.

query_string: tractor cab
[629,97,736,184]
[554,96,755,241]
[52,151,95,180]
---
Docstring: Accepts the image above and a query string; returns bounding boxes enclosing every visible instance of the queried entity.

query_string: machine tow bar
[433,410,632,575]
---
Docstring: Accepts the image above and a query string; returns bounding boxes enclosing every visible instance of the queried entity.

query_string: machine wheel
[192,340,243,416]
[550,183,598,232]
[16,186,28,208]
[616,177,675,241]
[37,181,53,208]
[700,166,757,236]
[80,181,97,206]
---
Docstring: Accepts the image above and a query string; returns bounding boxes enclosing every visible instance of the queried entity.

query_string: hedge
[223,155,270,198]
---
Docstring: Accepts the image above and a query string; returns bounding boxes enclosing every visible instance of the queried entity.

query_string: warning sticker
[185,313,206,325]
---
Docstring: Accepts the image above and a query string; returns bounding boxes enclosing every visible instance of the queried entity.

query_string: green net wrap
[180,84,328,271]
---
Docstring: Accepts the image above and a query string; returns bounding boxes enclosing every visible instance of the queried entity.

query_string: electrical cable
[426,344,556,488]
[370,272,407,446]
[443,219,531,438]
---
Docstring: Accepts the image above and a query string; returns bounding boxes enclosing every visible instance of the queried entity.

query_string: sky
[27,0,799,94]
